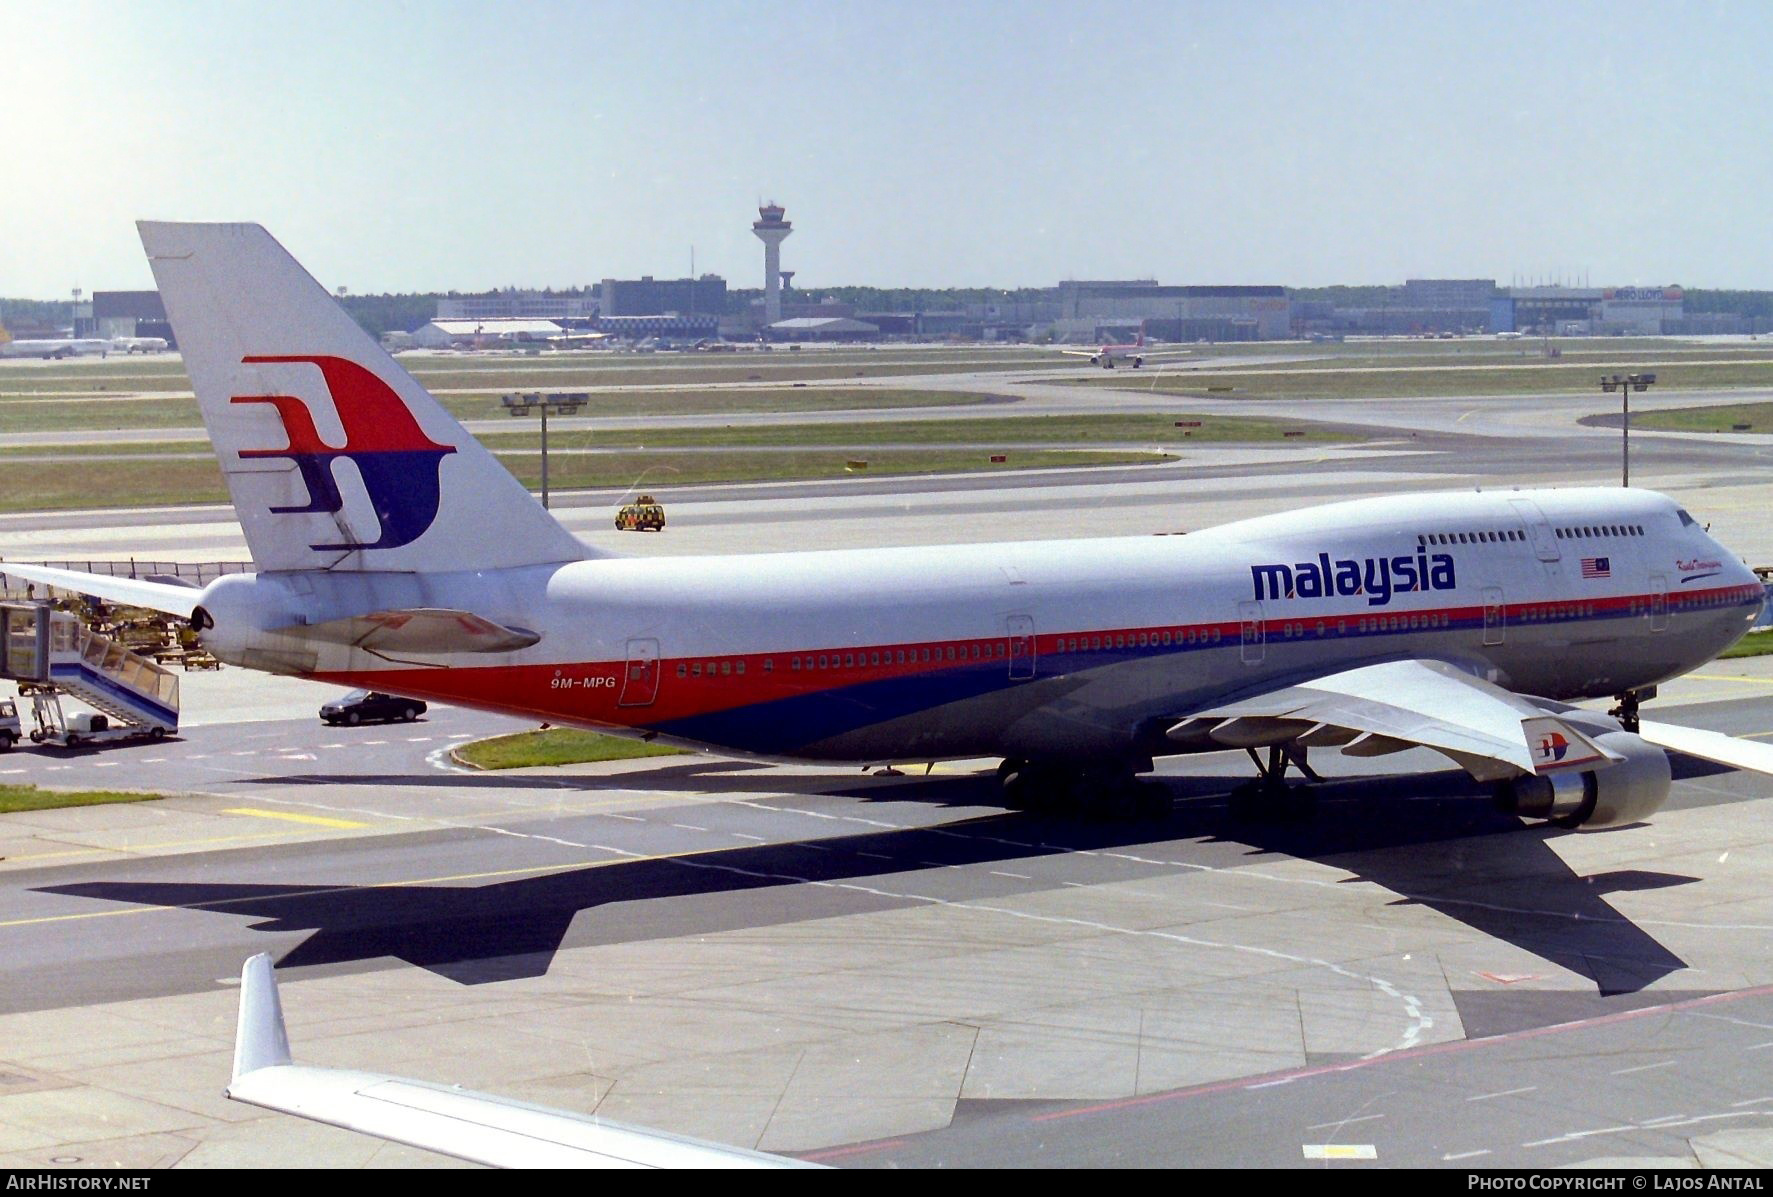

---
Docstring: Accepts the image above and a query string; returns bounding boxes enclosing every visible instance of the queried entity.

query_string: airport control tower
[752,202,792,325]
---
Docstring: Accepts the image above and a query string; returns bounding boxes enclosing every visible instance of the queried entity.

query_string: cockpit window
[1676,508,1697,527]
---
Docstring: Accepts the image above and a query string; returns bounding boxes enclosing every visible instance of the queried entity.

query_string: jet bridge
[1,603,179,742]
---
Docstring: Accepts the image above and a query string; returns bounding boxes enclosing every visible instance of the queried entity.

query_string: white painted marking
[1467,1086,1537,1102]
[1732,1097,1773,1108]
[140,758,165,764]
[1641,1114,1689,1126]
[989,871,1032,880]
[731,833,764,842]
[1442,1149,1491,1161]
[1306,1113,1385,1130]
[1522,1125,1637,1148]
[92,762,117,768]
[362,740,387,746]
[671,823,707,832]
[0,769,23,775]
[1749,1041,1773,1051]
[1612,1059,1677,1076]
[603,813,645,822]
[407,737,433,743]
[1302,1144,1375,1160]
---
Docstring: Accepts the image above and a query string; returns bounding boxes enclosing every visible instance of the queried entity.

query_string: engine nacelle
[1500,731,1671,829]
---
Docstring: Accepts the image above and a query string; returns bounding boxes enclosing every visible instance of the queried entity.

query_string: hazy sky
[3,0,1769,297]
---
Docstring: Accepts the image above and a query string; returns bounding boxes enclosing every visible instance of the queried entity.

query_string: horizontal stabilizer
[0,563,203,619]
[273,608,541,654]
[227,954,816,1169]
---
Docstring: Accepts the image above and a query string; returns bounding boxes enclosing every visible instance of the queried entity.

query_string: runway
[5,367,1773,1167]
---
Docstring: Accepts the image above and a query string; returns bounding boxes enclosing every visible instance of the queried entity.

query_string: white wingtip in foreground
[227,954,819,1169]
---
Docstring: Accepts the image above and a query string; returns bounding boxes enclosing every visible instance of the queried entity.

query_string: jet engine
[1498,731,1671,829]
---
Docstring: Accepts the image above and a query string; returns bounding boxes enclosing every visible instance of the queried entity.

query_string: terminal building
[435,290,597,321]
[1052,280,1291,342]
[599,275,727,318]
[1489,286,1685,335]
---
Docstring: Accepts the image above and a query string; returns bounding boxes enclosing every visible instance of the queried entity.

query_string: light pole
[1600,372,1656,487]
[502,391,587,508]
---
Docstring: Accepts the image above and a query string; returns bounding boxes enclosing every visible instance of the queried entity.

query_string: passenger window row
[1417,529,1526,546]
[1555,524,1643,539]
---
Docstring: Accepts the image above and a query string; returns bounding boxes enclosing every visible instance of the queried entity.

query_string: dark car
[320,689,426,726]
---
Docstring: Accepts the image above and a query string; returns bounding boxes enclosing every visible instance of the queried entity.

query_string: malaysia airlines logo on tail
[1537,731,1570,762]
[232,355,456,551]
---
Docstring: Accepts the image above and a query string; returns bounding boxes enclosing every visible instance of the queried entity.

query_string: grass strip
[0,783,163,814]
[454,728,684,769]
[1718,633,1773,660]
[0,448,1171,513]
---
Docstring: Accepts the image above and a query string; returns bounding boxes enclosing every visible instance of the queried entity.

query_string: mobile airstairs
[2,602,179,746]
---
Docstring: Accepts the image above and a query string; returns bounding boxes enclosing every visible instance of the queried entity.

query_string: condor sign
[1251,550,1456,607]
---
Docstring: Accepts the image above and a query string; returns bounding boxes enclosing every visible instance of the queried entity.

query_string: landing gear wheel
[1228,778,1315,822]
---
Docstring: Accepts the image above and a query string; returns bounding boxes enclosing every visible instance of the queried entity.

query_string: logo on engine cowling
[1537,731,1570,762]
[1250,550,1455,607]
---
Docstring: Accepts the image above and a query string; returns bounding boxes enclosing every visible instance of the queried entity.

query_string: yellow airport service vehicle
[615,496,666,532]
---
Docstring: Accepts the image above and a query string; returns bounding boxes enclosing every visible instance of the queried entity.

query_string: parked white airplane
[0,337,113,359]
[1056,332,1189,369]
[112,335,170,354]
[227,954,814,1167]
[7,221,1773,827]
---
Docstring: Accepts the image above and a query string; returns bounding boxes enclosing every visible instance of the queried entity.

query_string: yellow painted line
[222,807,368,829]
[0,843,736,930]
[1303,1144,1377,1160]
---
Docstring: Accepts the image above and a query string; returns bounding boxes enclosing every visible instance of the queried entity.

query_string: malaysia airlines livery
[9,221,1773,833]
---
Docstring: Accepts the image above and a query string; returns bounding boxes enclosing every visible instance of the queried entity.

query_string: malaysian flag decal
[1581,557,1611,579]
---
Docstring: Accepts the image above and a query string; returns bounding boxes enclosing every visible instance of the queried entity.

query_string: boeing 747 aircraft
[6,222,1773,831]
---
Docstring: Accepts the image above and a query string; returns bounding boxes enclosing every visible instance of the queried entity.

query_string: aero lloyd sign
[1251,550,1456,607]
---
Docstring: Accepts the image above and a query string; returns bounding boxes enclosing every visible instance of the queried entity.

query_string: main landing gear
[1228,744,1321,821]
[1608,686,1655,734]
[997,757,1167,819]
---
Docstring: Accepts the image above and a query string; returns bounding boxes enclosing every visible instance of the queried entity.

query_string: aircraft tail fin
[139,222,596,574]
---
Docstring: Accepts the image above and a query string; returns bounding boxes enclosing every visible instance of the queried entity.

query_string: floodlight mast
[503,391,587,508]
[1600,372,1656,487]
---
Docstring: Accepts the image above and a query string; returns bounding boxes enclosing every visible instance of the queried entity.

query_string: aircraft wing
[0,562,203,618]
[1166,658,1619,782]
[1636,719,1773,776]
[227,954,818,1169]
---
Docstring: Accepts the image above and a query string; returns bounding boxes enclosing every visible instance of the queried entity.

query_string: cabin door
[1238,600,1265,664]
[619,638,661,707]
[1007,614,1035,680]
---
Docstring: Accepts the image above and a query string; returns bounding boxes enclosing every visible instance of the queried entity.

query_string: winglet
[232,952,293,1083]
